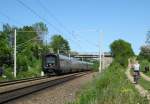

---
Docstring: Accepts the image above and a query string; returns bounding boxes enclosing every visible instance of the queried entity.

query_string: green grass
[139,77,150,91]
[130,67,150,93]
[68,63,148,104]
[145,72,150,77]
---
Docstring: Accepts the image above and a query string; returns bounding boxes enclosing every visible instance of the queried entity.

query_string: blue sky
[0,0,150,54]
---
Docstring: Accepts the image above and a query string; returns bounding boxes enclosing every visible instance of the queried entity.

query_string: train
[42,53,93,76]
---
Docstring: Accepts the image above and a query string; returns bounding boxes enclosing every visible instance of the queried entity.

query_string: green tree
[0,24,14,66]
[0,23,49,79]
[110,39,134,67]
[145,31,150,45]
[50,35,70,54]
[139,45,150,61]
[32,22,48,44]
[16,26,41,71]
[138,31,150,61]
[0,32,11,66]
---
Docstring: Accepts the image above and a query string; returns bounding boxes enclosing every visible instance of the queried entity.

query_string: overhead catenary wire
[72,31,99,48]
[17,36,38,48]
[40,10,97,51]
[16,0,84,51]
[16,0,62,34]
[16,0,91,52]
[36,0,85,51]
[16,30,49,49]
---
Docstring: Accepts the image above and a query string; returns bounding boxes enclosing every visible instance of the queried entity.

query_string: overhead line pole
[99,31,103,73]
[14,29,16,78]
[102,52,105,70]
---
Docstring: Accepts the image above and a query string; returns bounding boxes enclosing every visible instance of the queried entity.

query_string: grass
[130,67,150,93]
[68,63,149,104]
[145,72,150,77]
[139,78,150,91]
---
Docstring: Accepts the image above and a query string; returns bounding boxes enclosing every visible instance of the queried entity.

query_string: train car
[42,53,92,76]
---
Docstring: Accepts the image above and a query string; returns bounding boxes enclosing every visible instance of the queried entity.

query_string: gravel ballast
[5,72,97,104]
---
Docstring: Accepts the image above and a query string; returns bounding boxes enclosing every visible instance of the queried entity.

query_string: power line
[17,36,38,48]
[16,0,62,34]
[36,0,85,51]
[16,0,87,52]
[38,0,71,35]
[16,30,46,33]
[16,30,47,48]
[72,31,99,48]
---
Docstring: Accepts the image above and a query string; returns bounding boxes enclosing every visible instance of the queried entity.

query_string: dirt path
[125,68,150,102]
[140,72,150,81]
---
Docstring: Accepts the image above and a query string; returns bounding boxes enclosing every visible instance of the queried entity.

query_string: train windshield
[45,56,56,65]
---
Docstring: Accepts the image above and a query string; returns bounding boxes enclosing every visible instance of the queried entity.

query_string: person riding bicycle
[133,61,140,84]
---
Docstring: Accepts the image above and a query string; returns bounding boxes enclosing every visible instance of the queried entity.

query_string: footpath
[125,68,150,102]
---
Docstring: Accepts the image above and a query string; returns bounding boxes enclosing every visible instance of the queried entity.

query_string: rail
[0,72,90,103]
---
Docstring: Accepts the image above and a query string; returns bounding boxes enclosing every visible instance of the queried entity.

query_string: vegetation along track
[0,71,90,103]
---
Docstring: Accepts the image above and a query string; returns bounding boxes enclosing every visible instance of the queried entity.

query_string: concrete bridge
[71,52,113,69]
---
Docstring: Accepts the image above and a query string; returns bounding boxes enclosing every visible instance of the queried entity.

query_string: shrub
[110,39,134,67]
[69,63,148,104]
[139,59,150,72]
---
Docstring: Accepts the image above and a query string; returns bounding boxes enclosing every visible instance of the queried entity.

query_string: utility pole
[14,29,16,78]
[69,53,71,60]
[99,49,102,73]
[57,49,60,54]
[99,31,103,73]
[102,52,105,70]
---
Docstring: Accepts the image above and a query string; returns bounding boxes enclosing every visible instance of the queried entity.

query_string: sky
[0,0,150,54]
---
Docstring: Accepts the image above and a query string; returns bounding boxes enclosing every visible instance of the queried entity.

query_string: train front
[43,54,57,75]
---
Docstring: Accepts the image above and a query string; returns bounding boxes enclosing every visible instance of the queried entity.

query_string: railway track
[0,76,47,87]
[0,72,90,104]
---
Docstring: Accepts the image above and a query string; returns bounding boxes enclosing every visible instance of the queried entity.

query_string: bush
[110,39,134,67]
[139,59,150,72]
[17,59,42,79]
[69,63,148,104]
[17,54,29,71]
[3,67,14,80]
[92,61,99,71]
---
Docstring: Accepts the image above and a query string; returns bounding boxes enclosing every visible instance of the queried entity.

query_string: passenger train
[42,53,93,76]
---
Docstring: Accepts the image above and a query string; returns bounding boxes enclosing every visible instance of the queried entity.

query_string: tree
[145,31,150,45]
[0,23,48,78]
[0,24,14,66]
[16,25,41,71]
[50,35,70,54]
[32,22,48,44]
[17,26,38,52]
[139,45,150,61]
[139,31,150,61]
[0,32,11,66]
[110,39,134,67]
